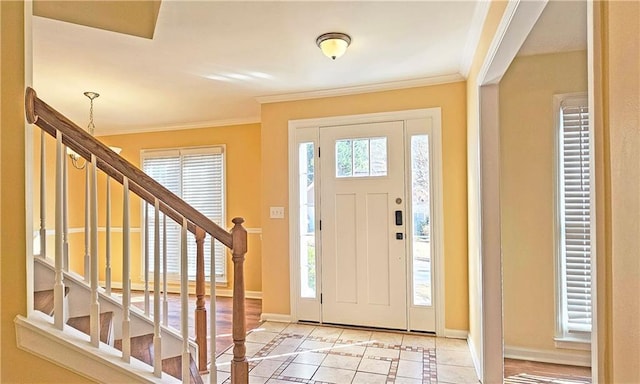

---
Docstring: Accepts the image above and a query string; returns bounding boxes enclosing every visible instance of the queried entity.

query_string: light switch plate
[270,206,285,219]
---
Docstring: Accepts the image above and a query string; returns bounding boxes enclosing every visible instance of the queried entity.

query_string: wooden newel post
[230,217,248,384]
[195,226,208,373]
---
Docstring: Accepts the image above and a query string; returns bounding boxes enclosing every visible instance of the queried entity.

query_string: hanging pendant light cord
[70,92,99,169]
[87,97,96,136]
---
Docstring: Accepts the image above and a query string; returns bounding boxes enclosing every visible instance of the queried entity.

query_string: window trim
[554,93,592,346]
[140,145,227,284]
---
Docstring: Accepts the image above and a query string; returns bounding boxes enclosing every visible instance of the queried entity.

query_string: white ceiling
[33,1,482,134]
[518,0,587,56]
[32,1,586,136]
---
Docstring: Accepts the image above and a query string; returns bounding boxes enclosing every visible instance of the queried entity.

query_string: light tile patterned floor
[204,322,479,384]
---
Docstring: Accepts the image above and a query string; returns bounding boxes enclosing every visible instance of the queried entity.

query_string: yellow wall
[1,1,90,382]
[260,82,469,330]
[465,0,508,371]
[97,124,263,292]
[33,131,103,276]
[37,123,263,292]
[599,1,640,382]
[500,51,588,357]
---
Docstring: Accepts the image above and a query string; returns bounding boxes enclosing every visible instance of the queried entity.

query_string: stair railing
[26,87,249,383]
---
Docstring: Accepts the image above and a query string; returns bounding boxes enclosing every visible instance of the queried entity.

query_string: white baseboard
[467,334,483,380]
[444,328,468,339]
[100,281,262,299]
[215,289,262,300]
[103,281,147,292]
[504,345,591,367]
[260,313,292,323]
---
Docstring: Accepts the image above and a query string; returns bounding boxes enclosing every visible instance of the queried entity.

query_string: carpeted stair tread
[67,311,114,345]
[33,287,69,316]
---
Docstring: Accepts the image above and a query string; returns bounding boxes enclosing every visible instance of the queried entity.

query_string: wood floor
[505,358,591,381]
[128,291,262,354]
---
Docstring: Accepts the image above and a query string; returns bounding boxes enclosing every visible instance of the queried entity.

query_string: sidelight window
[299,142,316,298]
[410,134,432,307]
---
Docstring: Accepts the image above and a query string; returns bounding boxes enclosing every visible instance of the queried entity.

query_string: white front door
[291,111,441,333]
[320,121,407,329]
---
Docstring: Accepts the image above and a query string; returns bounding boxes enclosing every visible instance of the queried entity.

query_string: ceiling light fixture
[316,32,351,60]
[68,91,121,169]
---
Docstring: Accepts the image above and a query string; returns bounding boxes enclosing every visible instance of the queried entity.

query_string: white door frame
[473,1,548,381]
[476,0,597,382]
[288,108,445,335]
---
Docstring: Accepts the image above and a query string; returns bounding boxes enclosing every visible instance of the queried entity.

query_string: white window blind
[559,103,591,333]
[142,147,226,283]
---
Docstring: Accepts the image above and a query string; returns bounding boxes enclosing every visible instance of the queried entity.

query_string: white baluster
[209,236,217,384]
[39,130,46,258]
[181,217,190,383]
[54,132,66,330]
[144,203,150,315]
[90,154,100,348]
[153,199,162,377]
[163,213,169,326]
[62,144,69,271]
[105,174,112,294]
[122,177,131,363]
[84,164,90,281]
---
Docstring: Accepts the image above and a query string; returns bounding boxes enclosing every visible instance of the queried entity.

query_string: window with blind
[556,94,591,342]
[142,146,226,283]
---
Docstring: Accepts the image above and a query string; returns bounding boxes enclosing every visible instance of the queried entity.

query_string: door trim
[288,108,445,336]
[473,2,598,382]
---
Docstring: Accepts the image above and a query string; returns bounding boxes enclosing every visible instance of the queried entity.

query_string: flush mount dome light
[316,32,351,60]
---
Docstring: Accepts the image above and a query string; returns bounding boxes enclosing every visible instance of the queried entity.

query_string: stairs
[114,334,154,365]
[33,287,69,316]
[23,89,252,382]
[67,312,115,345]
[36,289,117,346]
[161,356,203,384]
[34,287,203,383]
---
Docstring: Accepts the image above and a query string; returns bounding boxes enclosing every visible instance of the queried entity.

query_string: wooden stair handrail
[25,87,232,248]
[26,87,249,382]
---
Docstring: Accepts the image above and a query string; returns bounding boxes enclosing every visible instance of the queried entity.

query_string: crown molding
[92,73,467,135]
[477,0,546,85]
[460,0,491,78]
[255,73,465,104]
[94,116,261,137]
